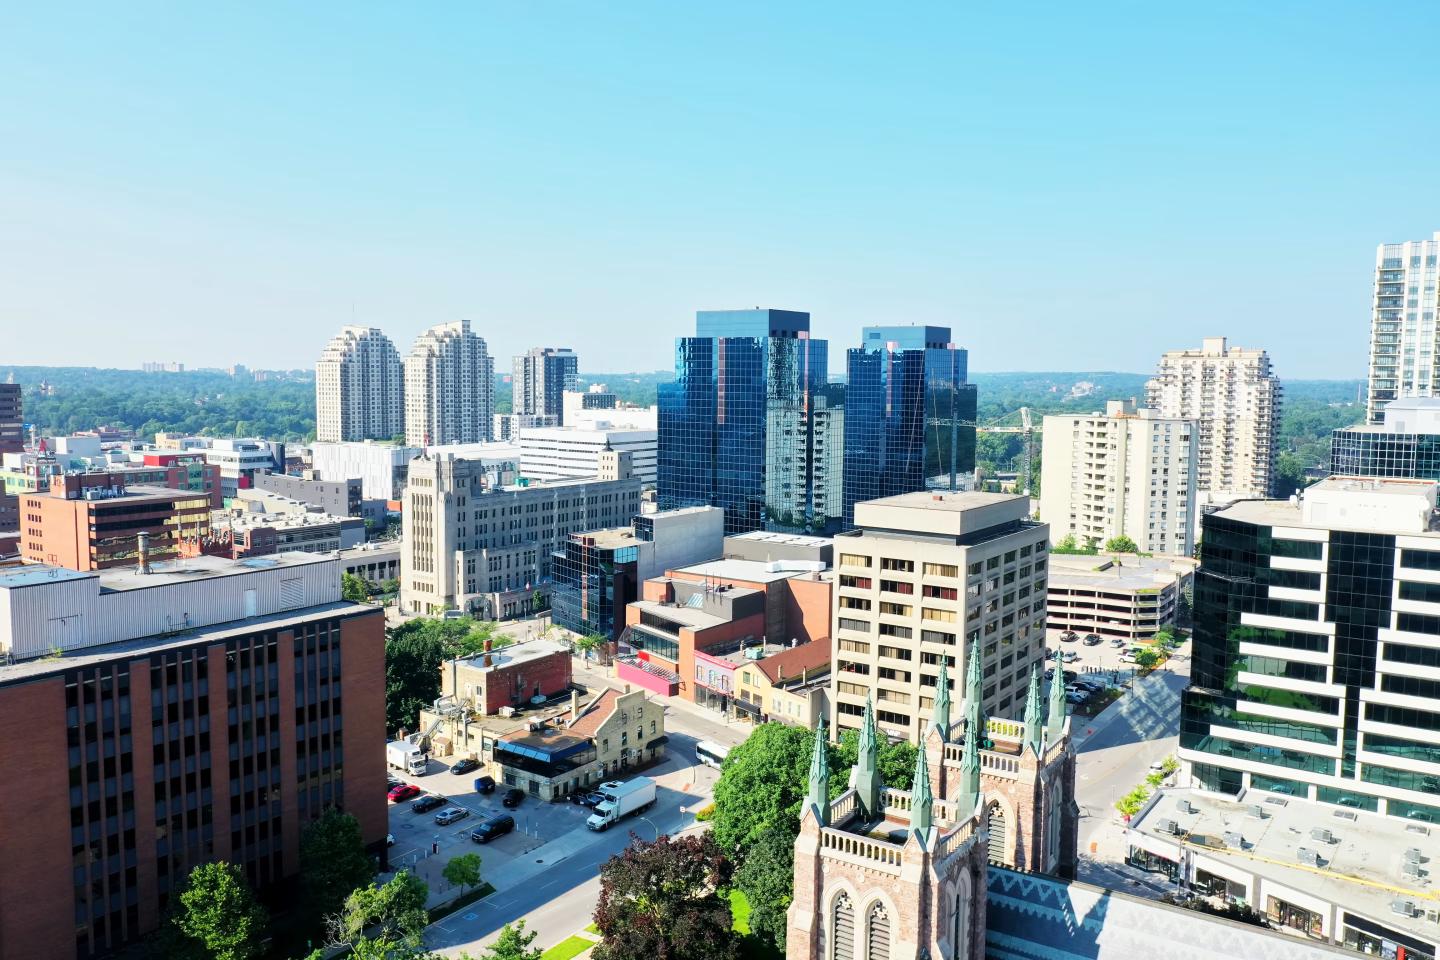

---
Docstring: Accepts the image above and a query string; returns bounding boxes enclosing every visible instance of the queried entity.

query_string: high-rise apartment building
[0,382,21,454]
[0,552,386,960]
[1145,336,1281,500]
[512,347,579,423]
[404,320,495,446]
[1180,477,1440,824]
[829,491,1051,742]
[1039,399,1197,555]
[315,326,405,443]
[1367,231,1440,422]
[658,308,840,535]
[401,449,642,619]
[842,325,977,526]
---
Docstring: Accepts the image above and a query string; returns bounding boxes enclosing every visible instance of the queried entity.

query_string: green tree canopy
[478,920,542,960]
[173,861,269,960]
[343,573,372,603]
[592,834,736,960]
[300,809,377,924]
[1104,535,1139,554]
[384,617,512,733]
[733,827,796,953]
[328,871,430,949]
[442,852,483,895]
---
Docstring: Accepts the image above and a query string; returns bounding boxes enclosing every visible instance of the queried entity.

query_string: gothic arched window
[867,902,890,960]
[986,801,1009,866]
[832,892,855,960]
[952,871,972,960]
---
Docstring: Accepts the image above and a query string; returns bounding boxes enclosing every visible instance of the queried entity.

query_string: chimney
[482,637,493,668]
[571,689,580,721]
[137,531,152,574]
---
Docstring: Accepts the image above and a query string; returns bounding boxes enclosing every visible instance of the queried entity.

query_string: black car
[412,794,446,814]
[1060,631,1079,643]
[474,775,496,794]
[471,814,516,844]
[451,758,480,776]
[1083,633,1103,646]
[501,788,525,808]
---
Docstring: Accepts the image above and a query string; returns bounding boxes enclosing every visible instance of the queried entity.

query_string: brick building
[20,475,218,571]
[0,553,386,960]
[435,638,572,720]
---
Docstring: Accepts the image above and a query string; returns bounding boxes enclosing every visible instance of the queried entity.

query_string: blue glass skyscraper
[659,309,841,535]
[842,325,977,526]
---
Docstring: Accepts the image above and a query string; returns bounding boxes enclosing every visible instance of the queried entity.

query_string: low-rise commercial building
[310,440,421,503]
[550,506,724,641]
[1046,552,1197,641]
[1127,787,1439,960]
[493,413,559,441]
[338,542,402,587]
[732,635,831,727]
[203,438,286,498]
[0,553,387,959]
[255,471,364,519]
[227,509,366,558]
[20,475,218,571]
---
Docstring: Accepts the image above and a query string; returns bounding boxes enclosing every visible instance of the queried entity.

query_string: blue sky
[2,2,1436,378]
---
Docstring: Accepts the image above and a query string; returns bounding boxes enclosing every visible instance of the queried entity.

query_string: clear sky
[2,2,1436,378]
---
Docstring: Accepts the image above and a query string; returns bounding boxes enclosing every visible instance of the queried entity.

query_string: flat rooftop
[1047,553,1197,591]
[862,490,1023,513]
[573,526,641,549]
[1219,476,1439,535]
[0,552,333,593]
[450,638,569,673]
[672,558,807,584]
[728,530,832,548]
[1131,787,1439,944]
[629,597,733,630]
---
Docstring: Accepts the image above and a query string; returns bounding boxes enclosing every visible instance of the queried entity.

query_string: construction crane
[1019,407,1034,496]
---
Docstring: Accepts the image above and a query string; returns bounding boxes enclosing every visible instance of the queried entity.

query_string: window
[837,617,870,634]
[923,585,958,600]
[1399,580,1440,604]
[878,645,912,661]
[879,602,912,617]
[839,553,871,569]
[880,579,915,595]
[839,575,873,589]
[923,562,958,578]
[880,557,914,572]
[838,638,871,654]
[839,596,872,612]
[1401,548,1440,571]
[922,608,957,623]
[878,623,912,639]
[921,629,954,645]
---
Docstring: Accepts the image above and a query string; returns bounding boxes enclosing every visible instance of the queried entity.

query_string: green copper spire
[854,697,883,818]
[910,742,933,838]
[964,640,985,746]
[1022,665,1044,755]
[954,709,981,819]
[1047,647,1066,737]
[806,716,830,826]
[931,658,952,738]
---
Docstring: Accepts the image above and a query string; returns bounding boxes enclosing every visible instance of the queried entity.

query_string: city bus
[695,740,730,770]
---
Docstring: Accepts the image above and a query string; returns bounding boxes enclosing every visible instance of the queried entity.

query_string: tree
[300,809,377,924]
[380,577,401,595]
[834,730,917,791]
[1134,648,1163,670]
[530,589,548,613]
[328,871,430,948]
[711,723,815,854]
[592,834,736,960]
[1104,535,1139,554]
[479,920,543,960]
[443,852,483,895]
[733,827,795,952]
[385,617,514,732]
[343,573,371,602]
[173,861,269,960]
[575,633,606,660]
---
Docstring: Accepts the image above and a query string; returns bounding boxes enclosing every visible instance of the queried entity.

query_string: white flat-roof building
[310,440,422,503]
[518,425,658,485]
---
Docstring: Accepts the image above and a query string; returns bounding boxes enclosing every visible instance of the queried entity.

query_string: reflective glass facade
[1181,510,1440,822]
[1331,426,1440,480]
[842,326,976,526]
[551,535,639,641]
[658,309,841,535]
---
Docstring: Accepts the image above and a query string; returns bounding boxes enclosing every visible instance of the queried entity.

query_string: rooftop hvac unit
[1155,819,1179,835]
[1297,847,1320,866]
[1247,804,1267,819]
[1176,800,1196,815]
[1402,862,1422,879]
[1310,828,1334,844]
[1223,831,1245,849]
[1405,847,1424,864]
[1391,900,1417,918]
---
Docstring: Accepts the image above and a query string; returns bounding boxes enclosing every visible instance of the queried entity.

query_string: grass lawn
[584,923,600,935]
[729,888,753,934]
[540,935,595,960]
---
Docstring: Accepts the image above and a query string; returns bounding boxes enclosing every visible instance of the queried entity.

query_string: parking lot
[1045,628,1188,716]
[384,757,600,904]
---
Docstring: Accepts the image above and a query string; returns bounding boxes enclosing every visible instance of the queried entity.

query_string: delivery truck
[586,776,657,831]
[386,740,428,776]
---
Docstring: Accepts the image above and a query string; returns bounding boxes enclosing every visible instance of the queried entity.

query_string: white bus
[695,740,730,769]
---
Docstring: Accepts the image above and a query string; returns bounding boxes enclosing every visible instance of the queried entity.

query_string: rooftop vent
[1297,847,1320,867]
[1176,800,1196,815]
[1391,900,1417,918]
[1310,828,1335,844]
[1402,862,1423,880]
[1406,824,1431,837]
[1155,818,1180,835]
[1223,831,1245,849]
[1405,847,1424,864]
[1333,809,1358,822]
[1247,804,1267,819]
[1263,796,1289,807]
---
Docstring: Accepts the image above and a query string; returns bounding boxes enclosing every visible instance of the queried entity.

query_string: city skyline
[6,5,1440,376]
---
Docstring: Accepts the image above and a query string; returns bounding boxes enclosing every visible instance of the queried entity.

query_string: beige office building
[829,491,1050,743]
[1039,399,1197,556]
[315,326,405,443]
[404,320,495,446]
[1145,337,1280,500]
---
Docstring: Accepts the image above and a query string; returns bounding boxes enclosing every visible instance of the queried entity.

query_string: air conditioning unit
[1310,828,1334,844]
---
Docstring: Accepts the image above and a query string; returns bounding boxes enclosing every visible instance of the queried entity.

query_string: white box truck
[386,740,427,776]
[586,777,657,831]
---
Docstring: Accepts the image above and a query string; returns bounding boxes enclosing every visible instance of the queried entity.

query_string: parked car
[435,807,471,826]
[387,784,421,803]
[1074,676,1107,691]
[1083,633,1103,646]
[1065,691,1088,704]
[1061,650,1080,663]
[451,758,480,776]
[471,814,516,844]
[1148,759,1168,775]
[570,791,604,807]
[386,833,395,847]
[502,788,526,808]
[412,794,446,814]
[1062,670,1078,684]
[1064,683,1088,696]
[1060,631,1079,643]
[1111,637,1127,648]
[387,776,404,790]
[474,775,496,794]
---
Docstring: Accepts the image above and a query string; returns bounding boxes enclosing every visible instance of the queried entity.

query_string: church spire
[964,640,985,745]
[854,697,883,818]
[1022,664,1044,755]
[806,716,830,826]
[931,658,952,739]
[1047,647,1067,738]
[910,742,933,838]
[954,708,981,819]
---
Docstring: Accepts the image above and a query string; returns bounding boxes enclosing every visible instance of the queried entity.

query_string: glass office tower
[1332,397,1440,481]
[658,309,840,535]
[842,325,977,526]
